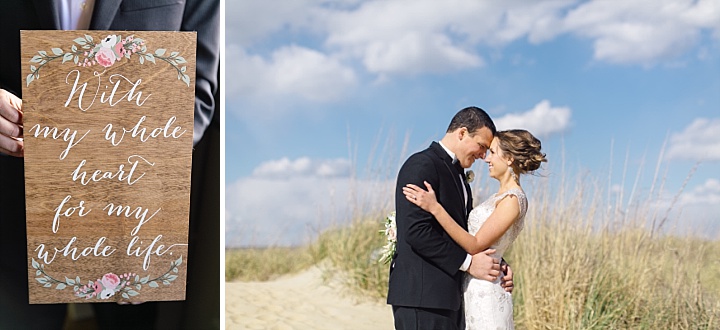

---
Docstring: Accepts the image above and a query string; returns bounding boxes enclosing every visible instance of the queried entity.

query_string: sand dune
[225,266,394,329]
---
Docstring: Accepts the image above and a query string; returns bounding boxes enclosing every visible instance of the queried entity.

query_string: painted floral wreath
[27,34,191,87]
[31,257,183,300]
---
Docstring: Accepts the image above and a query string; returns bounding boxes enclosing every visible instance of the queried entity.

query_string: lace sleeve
[498,189,528,219]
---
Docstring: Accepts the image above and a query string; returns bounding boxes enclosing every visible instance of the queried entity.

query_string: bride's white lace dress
[463,188,527,330]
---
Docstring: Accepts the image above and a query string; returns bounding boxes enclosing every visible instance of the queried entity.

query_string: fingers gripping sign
[0,89,24,157]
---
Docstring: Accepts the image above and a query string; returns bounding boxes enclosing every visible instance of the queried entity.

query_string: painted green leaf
[128,290,139,297]
[62,53,73,63]
[154,48,166,56]
[85,34,93,42]
[44,283,52,288]
[136,284,141,290]
[74,37,86,44]
[52,48,63,55]
[71,45,77,52]
[30,65,37,72]
[74,55,79,64]
[162,280,170,286]
[36,277,47,284]
[38,50,47,56]
[66,277,75,285]
[167,275,178,281]
[145,54,156,64]
[140,275,150,284]
[30,55,42,63]
[175,56,186,64]
[139,55,145,64]
[170,51,179,57]
[181,74,190,87]
[31,259,39,269]
[56,283,66,290]
[122,293,129,299]
[76,276,82,285]
[148,281,159,288]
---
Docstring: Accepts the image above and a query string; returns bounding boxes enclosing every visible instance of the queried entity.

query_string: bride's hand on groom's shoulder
[468,249,500,281]
[500,261,514,293]
[403,181,441,214]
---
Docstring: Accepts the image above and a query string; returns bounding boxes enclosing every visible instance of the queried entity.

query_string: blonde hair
[496,129,547,175]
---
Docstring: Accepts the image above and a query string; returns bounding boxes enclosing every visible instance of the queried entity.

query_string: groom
[387,106,510,329]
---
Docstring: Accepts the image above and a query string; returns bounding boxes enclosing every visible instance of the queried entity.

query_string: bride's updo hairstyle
[496,129,547,175]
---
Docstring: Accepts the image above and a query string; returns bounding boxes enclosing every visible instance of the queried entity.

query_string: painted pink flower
[95,47,116,67]
[101,273,121,290]
[93,280,102,292]
[114,40,126,58]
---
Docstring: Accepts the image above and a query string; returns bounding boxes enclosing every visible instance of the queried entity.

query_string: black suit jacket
[387,142,473,311]
[0,1,219,325]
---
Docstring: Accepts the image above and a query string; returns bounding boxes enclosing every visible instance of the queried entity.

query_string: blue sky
[224,0,720,247]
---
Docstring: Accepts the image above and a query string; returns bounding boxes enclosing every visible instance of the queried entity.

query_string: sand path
[225,266,394,329]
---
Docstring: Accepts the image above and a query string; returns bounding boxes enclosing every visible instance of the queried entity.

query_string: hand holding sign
[0,89,24,157]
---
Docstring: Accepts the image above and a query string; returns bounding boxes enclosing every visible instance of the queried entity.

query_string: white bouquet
[378,211,397,264]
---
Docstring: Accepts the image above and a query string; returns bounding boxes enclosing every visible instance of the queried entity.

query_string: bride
[403,129,546,329]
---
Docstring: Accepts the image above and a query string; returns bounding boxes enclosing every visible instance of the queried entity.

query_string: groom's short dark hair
[447,106,497,136]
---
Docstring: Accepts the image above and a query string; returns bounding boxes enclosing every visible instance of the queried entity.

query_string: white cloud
[224,0,330,45]
[224,0,720,106]
[665,118,720,161]
[358,32,483,75]
[225,174,394,247]
[252,157,352,179]
[228,0,720,71]
[562,0,720,65]
[226,156,394,246]
[667,178,720,238]
[494,100,572,136]
[226,44,357,105]
[680,178,720,205]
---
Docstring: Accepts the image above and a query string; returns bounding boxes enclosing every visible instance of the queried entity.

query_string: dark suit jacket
[387,142,473,311]
[0,1,219,327]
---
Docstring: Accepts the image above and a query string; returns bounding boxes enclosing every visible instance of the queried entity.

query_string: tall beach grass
[226,137,719,328]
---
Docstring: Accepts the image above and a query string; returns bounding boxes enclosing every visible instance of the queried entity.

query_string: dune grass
[225,178,720,329]
[225,246,315,282]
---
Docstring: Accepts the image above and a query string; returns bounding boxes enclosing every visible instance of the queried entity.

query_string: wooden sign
[20,31,196,304]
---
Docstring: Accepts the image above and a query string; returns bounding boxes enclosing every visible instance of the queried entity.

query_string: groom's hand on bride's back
[500,261,514,293]
[467,249,500,281]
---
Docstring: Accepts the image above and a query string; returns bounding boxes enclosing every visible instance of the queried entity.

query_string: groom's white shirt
[59,0,96,30]
[438,141,473,272]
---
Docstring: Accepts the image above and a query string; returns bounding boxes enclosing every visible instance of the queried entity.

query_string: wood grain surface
[20,30,196,304]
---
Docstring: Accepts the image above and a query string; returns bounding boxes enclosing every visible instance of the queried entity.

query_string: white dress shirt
[58,0,96,30]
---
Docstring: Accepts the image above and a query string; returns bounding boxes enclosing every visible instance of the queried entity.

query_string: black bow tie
[453,159,465,179]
